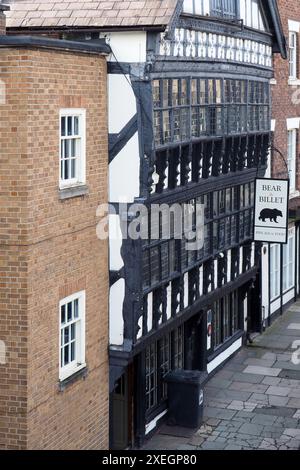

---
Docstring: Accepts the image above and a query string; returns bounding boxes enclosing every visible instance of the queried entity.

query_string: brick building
[261,0,300,325]
[4,0,286,449]
[0,6,110,449]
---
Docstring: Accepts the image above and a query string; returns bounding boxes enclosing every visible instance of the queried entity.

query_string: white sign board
[254,178,289,244]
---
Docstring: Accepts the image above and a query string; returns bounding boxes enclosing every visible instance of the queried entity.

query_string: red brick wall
[272,0,300,191]
[0,48,109,449]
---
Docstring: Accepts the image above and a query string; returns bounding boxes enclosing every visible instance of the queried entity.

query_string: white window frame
[59,290,86,381]
[287,128,297,193]
[59,109,86,190]
[270,244,280,301]
[289,31,298,81]
[282,234,295,293]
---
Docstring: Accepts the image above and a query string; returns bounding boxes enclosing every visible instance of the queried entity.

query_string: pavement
[143,301,300,450]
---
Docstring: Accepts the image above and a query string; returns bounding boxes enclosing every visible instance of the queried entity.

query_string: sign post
[254,178,289,244]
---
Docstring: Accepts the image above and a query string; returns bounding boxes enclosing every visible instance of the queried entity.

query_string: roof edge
[267,0,287,59]
[0,35,111,55]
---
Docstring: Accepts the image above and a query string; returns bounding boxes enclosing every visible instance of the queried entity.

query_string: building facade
[261,0,300,324]
[0,9,110,449]
[5,0,286,450]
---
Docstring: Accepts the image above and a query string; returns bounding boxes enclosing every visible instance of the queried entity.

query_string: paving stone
[262,376,281,386]
[229,381,268,393]
[262,353,277,361]
[251,414,278,426]
[244,358,276,367]
[268,395,289,406]
[215,389,252,401]
[288,388,300,398]
[206,418,221,427]
[287,323,300,330]
[204,407,237,420]
[266,386,290,397]
[253,406,296,417]
[239,423,264,436]
[188,436,205,447]
[243,365,282,377]
[283,428,300,438]
[208,378,232,389]
[201,441,227,450]
[229,372,265,384]
[293,409,300,419]
[287,398,300,408]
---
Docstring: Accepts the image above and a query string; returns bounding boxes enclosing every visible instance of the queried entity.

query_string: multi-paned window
[240,0,266,30]
[283,235,295,293]
[287,129,297,192]
[146,325,185,412]
[289,32,298,80]
[153,78,270,147]
[59,291,86,381]
[60,109,86,188]
[142,183,254,290]
[210,0,237,19]
[213,291,239,349]
[270,244,280,300]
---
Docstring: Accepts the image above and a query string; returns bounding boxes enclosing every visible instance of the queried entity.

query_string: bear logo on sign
[259,208,283,223]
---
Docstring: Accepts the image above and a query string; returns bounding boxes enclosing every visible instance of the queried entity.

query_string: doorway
[111,372,129,450]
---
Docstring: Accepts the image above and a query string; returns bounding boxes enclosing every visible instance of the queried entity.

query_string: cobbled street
[143,302,300,450]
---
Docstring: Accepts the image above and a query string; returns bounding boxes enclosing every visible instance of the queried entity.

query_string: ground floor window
[283,235,295,292]
[213,292,239,349]
[270,244,280,300]
[145,325,185,413]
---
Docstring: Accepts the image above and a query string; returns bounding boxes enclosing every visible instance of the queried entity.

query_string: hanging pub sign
[254,178,289,244]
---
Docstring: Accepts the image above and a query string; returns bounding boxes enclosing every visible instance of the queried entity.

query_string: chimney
[0,3,9,35]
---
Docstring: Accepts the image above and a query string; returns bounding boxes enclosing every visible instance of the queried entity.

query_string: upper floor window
[183,0,266,30]
[183,0,206,16]
[59,291,86,381]
[153,78,270,147]
[210,0,237,19]
[289,32,298,80]
[60,109,86,189]
[240,0,265,31]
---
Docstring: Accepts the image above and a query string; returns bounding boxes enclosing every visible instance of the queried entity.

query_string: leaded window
[142,183,255,290]
[213,292,239,349]
[153,78,270,147]
[145,325,185,413]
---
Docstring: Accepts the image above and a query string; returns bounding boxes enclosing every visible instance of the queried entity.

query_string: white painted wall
[109,132,140,203]
[101,31,147,63]
[109,214,124,271]
[110,279,125,346]
[108,74,137,134]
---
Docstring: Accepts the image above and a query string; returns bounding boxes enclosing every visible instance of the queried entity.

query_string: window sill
[59,184,89,200]
[288,78,300,86]
[58,366,88,392]
[270,78,277,85]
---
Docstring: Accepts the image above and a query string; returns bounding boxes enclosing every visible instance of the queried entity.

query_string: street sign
[254,178,289,244]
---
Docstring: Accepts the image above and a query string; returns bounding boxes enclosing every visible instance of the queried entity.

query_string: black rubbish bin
[165,370,204,428]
